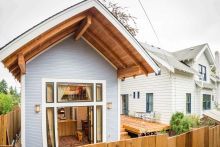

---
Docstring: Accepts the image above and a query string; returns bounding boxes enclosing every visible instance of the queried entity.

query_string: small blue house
[0,0,160,146]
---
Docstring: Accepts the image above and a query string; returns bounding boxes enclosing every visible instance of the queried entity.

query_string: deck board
[121,115,170,135]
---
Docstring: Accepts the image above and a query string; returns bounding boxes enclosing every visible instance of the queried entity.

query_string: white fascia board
[0,0,95,61]
[147,51,174,73]
[195,44,216,67]
[0,0,160,74]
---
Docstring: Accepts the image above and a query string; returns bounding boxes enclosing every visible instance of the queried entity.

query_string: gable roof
[172,44,206,61]
[141,43,196,74]
[173,44,216,66]
[0,0,160,81]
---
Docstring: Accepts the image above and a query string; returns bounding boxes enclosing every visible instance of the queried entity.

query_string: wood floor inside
[59,135,89,147]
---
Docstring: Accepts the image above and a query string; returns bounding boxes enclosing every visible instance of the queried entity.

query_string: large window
[146,93,153,113]
[199,64,207,81]
[57,83,93,102]
[44,80,105,146]
[203,94,211,110]
[186,93,191,114]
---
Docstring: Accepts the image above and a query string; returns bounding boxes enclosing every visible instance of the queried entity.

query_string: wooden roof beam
[18,53,26,75]
[84,29,127,69]
[117,65,143,79]
[74,15,92,40]
[93,18,148,76]
[3,13,88,68]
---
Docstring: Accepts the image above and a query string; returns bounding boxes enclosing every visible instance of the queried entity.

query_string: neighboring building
[0,1,160,146]
[121,43,219,123]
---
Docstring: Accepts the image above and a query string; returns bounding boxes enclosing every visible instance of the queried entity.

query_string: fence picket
[0,108,21,146]
[156,134,168,147]
[168,137,176,147]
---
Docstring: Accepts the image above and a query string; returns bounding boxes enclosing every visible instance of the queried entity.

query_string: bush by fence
[0,107,21,146]
[83,125,220,147]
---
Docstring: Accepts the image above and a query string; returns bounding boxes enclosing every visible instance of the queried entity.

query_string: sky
[0,0,220,88]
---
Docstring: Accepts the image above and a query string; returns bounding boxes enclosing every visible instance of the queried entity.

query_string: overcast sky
[0,0,220,88]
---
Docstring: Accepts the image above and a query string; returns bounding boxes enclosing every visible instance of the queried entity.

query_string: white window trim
[42,78,106,147]
[21,75,25,147]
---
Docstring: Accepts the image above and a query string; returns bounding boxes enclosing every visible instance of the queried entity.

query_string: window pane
[146,93,153,113]
[96,106,102,143]
[46,108,55,147]
[186,93,191,113]
[96,84,102,102]
[203,94,211,110]
[46,83,54,103]
[57,83,93,102]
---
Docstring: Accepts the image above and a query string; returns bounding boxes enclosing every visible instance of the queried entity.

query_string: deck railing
[0,107,21,146]
[83,125,220,147]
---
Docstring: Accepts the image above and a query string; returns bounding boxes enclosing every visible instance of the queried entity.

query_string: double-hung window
[198,64,207,81]
[186,93,191,114]
[203,94,211,110]
[146,93,153,113]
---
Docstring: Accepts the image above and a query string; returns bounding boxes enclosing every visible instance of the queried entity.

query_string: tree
[101,0,138,36]
[0,79,8,94]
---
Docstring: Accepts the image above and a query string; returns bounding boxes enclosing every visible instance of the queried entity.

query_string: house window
[46,107,56,147]
[137,92,140,99]
[199,64,207,81]
[146,93,153,113]
[96,84,102,102]
[133,92,136,99]
[57,83,93,102]
[46,82,54,103]
[203,94,211,110]
[186,93,191,114]
[96,106,103,143]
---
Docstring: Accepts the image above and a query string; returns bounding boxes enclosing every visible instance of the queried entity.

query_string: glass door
[43,80,106,147]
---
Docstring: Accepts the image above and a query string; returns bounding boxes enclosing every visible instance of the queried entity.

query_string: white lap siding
[171,72,195,114]
[120,66,173,124]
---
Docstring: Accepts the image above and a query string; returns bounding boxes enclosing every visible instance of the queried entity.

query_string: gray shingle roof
[172,44,207,61]
[141,43,196,74]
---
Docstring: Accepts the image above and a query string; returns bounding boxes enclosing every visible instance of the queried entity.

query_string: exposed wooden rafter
[84,29,127,68]
[18,53,26,75]
[117,65,143,79]
[92,18,148,76]
[3,13,88,68]
[74,15,92,40]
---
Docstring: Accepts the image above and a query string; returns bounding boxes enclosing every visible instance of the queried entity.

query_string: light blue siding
[25,37,118,146]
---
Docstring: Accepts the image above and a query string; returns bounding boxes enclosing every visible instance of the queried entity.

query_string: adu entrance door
[42,79,106,147]
[121,95,129,115]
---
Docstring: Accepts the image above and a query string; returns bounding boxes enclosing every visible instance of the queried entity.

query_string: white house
[121,43,219,123]
[0,0,160,146]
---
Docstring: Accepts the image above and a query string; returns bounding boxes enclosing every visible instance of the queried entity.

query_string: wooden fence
[84,125,220,147]
[0,107,21,146]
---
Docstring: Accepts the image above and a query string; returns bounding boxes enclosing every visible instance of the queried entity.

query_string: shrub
[170,112,192,135]
[185,115,201,128]
[0,93,14,115]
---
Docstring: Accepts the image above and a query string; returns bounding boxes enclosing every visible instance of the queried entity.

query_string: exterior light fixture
[35,104,40,113]
[107,102,112,109]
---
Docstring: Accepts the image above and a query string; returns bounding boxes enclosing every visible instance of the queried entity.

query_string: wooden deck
[121,115,170,135]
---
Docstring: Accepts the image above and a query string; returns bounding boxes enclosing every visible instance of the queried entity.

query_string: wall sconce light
[35,104,40,113]
[107,102,112,109]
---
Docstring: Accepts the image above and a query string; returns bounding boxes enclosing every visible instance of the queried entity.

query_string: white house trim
[42,78,107,147]
[195,44,216,67]
[147,51,175,72]
[21,75,25,147]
